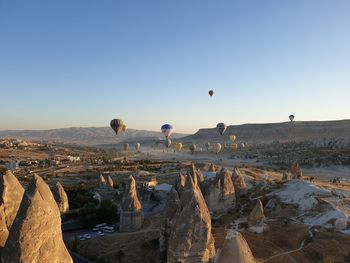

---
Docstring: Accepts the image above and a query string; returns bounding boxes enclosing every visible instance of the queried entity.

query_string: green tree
[78,203,98,227]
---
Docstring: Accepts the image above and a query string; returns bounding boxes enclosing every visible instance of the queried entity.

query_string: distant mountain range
[0,127,187,146]
[1,119,349,146]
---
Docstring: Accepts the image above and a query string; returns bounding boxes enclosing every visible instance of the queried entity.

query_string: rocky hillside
[182,119,350,145]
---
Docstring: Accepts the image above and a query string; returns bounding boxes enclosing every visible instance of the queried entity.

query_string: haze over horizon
[1,1,349,133]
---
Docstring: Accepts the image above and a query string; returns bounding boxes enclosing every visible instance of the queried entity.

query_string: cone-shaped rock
[214,230,255,263]
[166,187,181,221]
[168,175,215,263]
[160,187,182,253]
[0,171,24,248]
[232,168,247,195]
[180,173,200,206]
[248,200,265,231]
[107,175,114,189]
[53,182,69,214]
[204,168,235,214]
[1,174,73,263]
[119,175,143,231]
[282,172,291,181]
[190,164,204,186]
[99,174,106,184]
[175,174,186,196]
[289,162,303,180]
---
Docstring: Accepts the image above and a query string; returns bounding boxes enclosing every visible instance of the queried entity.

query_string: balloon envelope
[189,144,196,154]
[214,143,222,154]
[135,143,141,150]
[161,124,173,138]
[122,124,128,132]
[175,143,183,151]
[289,115,295,122]
[216,123,227,135]
[229,135,236,142]
[110,119,124,135]
[208,90,214,97]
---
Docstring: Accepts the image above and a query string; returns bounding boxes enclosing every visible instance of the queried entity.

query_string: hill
[0,127,187,146]
[181,119,350,144]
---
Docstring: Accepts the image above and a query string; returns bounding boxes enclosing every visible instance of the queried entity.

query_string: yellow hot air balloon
[231,143,238,151]
[229,134,236,142]
[121,124,128,132]
[175,143,183,152]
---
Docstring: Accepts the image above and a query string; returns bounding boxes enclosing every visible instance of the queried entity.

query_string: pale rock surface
[232,168,247,195]
[248,200,265,233]
[160,187,181,253]
[99,174,106,185]
[282,172,292,181]
[204,168,235,213]
[289,162,303,179]
[53,181,69,214]
[0,171,24,248]
[1,174,72,263]
[167,175,215,263]
[107,175,114,189]
[119,175,143,231]
[214,230,255,263]
[175,174,186,196]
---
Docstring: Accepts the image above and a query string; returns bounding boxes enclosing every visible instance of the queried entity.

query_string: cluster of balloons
[109,90,295,155]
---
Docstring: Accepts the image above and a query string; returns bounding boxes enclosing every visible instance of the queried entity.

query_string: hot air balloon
[165,138,172,148]
[189,144,196,154]
[110,119,124,135]
[208,90,214,97]
[216,123,227,135]
[229,134,236,142]
[214,143,222,154]
[240,142,245,148]
[175,143,183,152]
[135,143,141,151]
[124,143,129,151]
[289,115,295,122]
[231,143,238,151]
[161,124,173,138]
[122,124,128,132]
[205,142,211,151]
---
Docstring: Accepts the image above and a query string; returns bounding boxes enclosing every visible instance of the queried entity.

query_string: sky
[0,0,349,133]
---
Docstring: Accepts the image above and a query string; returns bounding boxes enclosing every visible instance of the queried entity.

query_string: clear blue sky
[1,0,349,133]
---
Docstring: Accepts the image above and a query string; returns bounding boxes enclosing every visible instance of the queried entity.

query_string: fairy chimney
[167,175,215,263]
[214,230,255,263]
[0,171,24,248]
[119,175,143,231]
[53,181,69,214]
[1,174,73,263]
[204,168,236,214]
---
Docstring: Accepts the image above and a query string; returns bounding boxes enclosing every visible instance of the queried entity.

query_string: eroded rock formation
[1,174,72,263]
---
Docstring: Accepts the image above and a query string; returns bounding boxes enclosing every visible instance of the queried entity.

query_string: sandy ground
[133,149,350,181]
